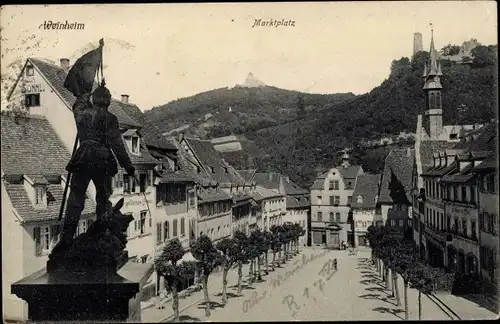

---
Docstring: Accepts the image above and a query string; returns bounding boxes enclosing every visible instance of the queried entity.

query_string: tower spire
[428,23,439,76]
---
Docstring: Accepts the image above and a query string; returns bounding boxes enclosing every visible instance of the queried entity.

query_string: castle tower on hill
[413,32,423,55]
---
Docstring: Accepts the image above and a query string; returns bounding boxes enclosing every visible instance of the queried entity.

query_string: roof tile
[379,149,414,204]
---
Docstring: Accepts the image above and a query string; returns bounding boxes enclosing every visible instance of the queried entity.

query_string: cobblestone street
[144,248,499,322]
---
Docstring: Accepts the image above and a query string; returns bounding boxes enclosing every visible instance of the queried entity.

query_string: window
[335,212,341,223]
[317,212,323,222]
[470,187,476,203]
[217,226,220,238]
[329,196,335,206]
[317,196,322,204]
[462,220,467,236]
[156,223,162,244]
[391,220,396,226]
[131,136,140,154]
[141,256,148,264]
[42,226,50,251]
[81,220,88,234]
[486,173,495,193]
[329,212,334,222]
[347,196,352,206]
[139,173,147,193]
[334,196,340,205]
[35,186,46,206]
[26,65,34,76]
[461,186,467,202]
[123,174,130,193]
[25,94,40,107]
[173,219,178,237]
[140,211,147,235]
[345,181,354,190]
[189,192,195,209]
[330,181,339,190]
[471,220,477,239]
[163,221,169,241]
[399,220,404,227]
[181,217,185,236]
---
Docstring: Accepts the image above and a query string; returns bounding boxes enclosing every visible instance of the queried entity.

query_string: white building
[309,153,363,248]
[350,174,381,246]
[6,57,195,298]
[1,114,96,322]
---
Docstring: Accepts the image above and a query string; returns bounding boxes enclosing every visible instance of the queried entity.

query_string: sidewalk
[141,258,282,323]
[361,259,498,320]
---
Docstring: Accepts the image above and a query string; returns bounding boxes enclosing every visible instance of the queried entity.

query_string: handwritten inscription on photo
[282,258,338,317]
[241,250,329,313]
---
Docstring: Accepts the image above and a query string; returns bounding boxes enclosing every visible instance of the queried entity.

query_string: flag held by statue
[63,39,104,97]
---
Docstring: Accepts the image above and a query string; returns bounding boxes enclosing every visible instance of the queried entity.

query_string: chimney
[60,58,70,71]
[121,94,129,104]
[178,132,184,142]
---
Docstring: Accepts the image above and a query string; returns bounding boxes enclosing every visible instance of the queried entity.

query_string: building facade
[310,153,363,248]
[472,154,499,286]
[249,171,310,244]
[412,30,485,258]
[350,174,381,246]
[1,115,96,322]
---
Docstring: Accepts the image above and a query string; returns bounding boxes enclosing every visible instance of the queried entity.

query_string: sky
[1,2,497,111]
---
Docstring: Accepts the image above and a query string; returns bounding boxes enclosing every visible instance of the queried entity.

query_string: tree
[247,229,264,285]
[471,45,497,67]
[233,230,250,295]
[215,237,239,305]
[408,261,435,320]
[262,230,273,274]
[154,238,188,322]
[270,225,282,268]
[392,240,417,320]
[191,235,223,317]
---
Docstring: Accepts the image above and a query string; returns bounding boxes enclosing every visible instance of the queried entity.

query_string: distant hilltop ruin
[238,72,266,88]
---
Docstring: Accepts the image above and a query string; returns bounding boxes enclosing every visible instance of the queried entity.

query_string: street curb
[424,293,462,320]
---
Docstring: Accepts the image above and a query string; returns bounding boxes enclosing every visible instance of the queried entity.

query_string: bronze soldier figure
[59,84,135,246]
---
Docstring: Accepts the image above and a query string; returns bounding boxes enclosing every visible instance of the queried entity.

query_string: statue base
[11,260,154,322]
[47,250,129,274]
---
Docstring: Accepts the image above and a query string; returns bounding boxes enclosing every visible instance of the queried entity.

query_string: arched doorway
[458,249,466,274]
[466,253,478,276]
[447,245,457,272]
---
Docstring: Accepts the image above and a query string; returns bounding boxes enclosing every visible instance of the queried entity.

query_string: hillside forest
[146,44,497,189]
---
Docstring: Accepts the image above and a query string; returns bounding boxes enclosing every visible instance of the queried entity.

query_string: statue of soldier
[54,84,135,252]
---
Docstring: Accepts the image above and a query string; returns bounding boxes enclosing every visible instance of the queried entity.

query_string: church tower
[422,26,443,140]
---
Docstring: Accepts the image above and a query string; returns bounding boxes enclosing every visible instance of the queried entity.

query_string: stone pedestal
[11,261,153,323]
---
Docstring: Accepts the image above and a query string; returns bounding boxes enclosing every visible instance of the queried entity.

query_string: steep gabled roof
[254,172,282,190]
[184,138,244,185]
[237,169,257,183]
[27,58,143,129]
[379,149,415,204]
[1,114,70,176]
[337,165,363,179]
[1,114,95,222]
[454,122,498,153]
[117,102,176,150]
[420,141,457,167]
[3,182,95,222]
[351,174,381,209]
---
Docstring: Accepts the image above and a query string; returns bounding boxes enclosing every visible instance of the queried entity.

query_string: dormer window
[357,195,363,203]
[210,166,215,174]
[224,167,228,174]
[449,134,458,140]
[123,129,140,155]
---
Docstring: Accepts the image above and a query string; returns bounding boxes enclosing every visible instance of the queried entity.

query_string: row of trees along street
[366,225,456,320]
[155,222,306,321]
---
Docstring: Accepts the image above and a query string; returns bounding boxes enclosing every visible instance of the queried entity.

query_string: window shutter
[51,224,60,237]
[34,227,41,256]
